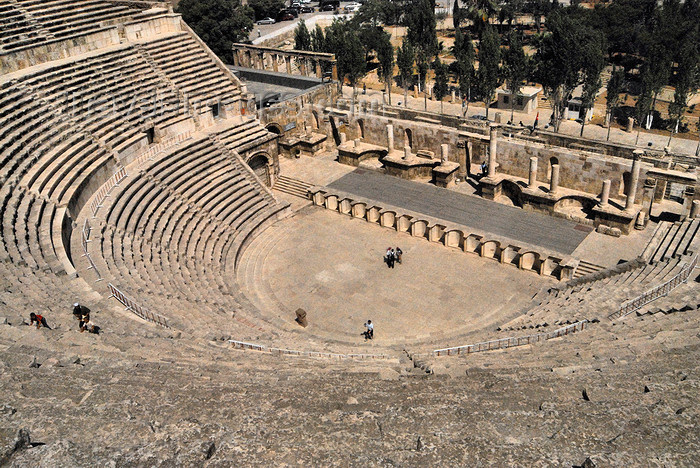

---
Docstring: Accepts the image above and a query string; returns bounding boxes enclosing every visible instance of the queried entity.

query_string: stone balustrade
[309,186,576,281]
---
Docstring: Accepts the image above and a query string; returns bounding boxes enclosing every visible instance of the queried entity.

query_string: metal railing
[609,255,698,320]
[80,218,102,281]
[108,283,170,328]
[229,339,390,360]
[133,131,193,168]
[432,320,588,357]
[90,167,127,218]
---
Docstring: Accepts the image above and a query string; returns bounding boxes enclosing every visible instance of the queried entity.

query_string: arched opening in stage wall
[357,118,365,139]
[329,116,341,146]
[404,128,413,148]
[547,156,559,179]
[312,111,320,130]
[266,123,282,135]
[248,153,271,186]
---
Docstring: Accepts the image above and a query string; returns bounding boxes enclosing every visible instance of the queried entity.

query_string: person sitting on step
[362,320,374,340]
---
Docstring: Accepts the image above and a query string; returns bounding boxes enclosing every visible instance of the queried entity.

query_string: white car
[256,17,276,25]
[345,3,361,12]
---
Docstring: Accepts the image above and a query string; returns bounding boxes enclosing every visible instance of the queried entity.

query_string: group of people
[384,247,403,268]
[73,303,99,334]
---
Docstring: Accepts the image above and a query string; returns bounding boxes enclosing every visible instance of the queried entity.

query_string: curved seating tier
[88,135,286,335]
[0,0,162,51]
[503,255,692,331]
[138,32,241,107]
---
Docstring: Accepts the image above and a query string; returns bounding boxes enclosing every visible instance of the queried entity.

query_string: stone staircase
[642,219,700,264]
[272,174,312,198]
[573,259,605,279]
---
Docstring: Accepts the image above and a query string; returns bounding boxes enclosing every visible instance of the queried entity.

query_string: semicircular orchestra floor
[234,206,551,350]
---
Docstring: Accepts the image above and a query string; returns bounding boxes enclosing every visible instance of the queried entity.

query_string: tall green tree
[476,25,501,119]
[668,39,700,143]
[453,27,475,115]
[311,24,325,52]
[376,31,395,105]
[502,30,528,124]
[464,0,498,37]
[294,19,312,51]
[453,0,463,29]
[604,66,625,141]
[176,0,253,60]
[433,57,449,114]
[534,6,602,132]
[403,0,438,57]
[578,31,606,137]
[397,39,414,104]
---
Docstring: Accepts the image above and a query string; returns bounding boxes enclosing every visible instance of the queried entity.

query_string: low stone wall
[0,28,120,74]
[309,186,577,281]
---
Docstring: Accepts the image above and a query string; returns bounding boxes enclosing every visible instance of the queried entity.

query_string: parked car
[300,5,314,12]
[277,12,295,21]
[320,3,335,10]
[472,115,489,121]
[344,2,361,12]
[256,17,276,25]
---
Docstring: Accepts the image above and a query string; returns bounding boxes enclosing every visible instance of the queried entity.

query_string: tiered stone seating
[13,0,160,43]
[644,219,700,264]
[139,32,241,107]
[0,2,49,51]
[0,46,185,274]
[502,255,692,331]
[213,117,277,155]
[90,136,286,335]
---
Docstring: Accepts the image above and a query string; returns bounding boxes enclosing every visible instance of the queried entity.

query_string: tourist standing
[395,247,403,264]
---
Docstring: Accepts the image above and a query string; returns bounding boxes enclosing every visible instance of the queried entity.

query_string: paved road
[327,169,592,255]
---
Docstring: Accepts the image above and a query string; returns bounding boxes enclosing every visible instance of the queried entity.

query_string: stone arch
[312,111,320,130]
[247,152,272,186]
[329,116,341,146]
[404,128,413,148]
[620,171,631,197]
[554,195,596,219]
[497,180,523,208]
[357,118,365,139]
[519,251,541,273]
[266,123,283,135]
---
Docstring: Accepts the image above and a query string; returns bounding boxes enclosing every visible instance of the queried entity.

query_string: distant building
[496,86,541,115]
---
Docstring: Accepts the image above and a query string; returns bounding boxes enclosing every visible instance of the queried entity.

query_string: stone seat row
[84,136,286,335]
[503,255,690,331]
[645,219,700,264]
[139,32,241,106]
[0,4,49,50]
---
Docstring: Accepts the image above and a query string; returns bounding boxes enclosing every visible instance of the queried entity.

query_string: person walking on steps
[385,247,392,268]
[389,248,395,268]
[362,320,374,340]
[395,247,403,264]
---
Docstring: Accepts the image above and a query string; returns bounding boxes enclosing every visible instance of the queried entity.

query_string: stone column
[488,125,498,178]
[626,151,642,211]
[272,54,279,72]
[233,50,240,66]
[528,157,538,188]
[457,143,467,178]
[600,179,611,206]
[386,124,394,152]
[316,60,322,78]
[331,62,338,81]
[300,59,308,76]
[340,132,347,143]
[285,56,292,74]
[550,164,560,193]
[403,146,411,160]
[440,144,449,164]
[691,199,700,218]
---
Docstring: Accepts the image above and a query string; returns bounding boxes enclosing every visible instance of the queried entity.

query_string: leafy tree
[433,57,449,113]
[353,0,403,26]
[453,27,475,115]
[311,24,325,52]
[403,0,438,57]
[533,6,602,132]
[464,0,498,38]
[294,19,312,51]
[578,31,606,137]
[668,38,700,142]
[397,39,415,103]
[476,25,501,119]
[453,0,463,29]
[325,20,366,97]
[416,50,429,92]
[502,30,528,124]
[604,66,625,140]
[376,31,395,104]
[248,0,284,21]
[176,0,253,61]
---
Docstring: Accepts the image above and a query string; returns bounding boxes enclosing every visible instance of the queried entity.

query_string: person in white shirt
[363,320,374,340]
